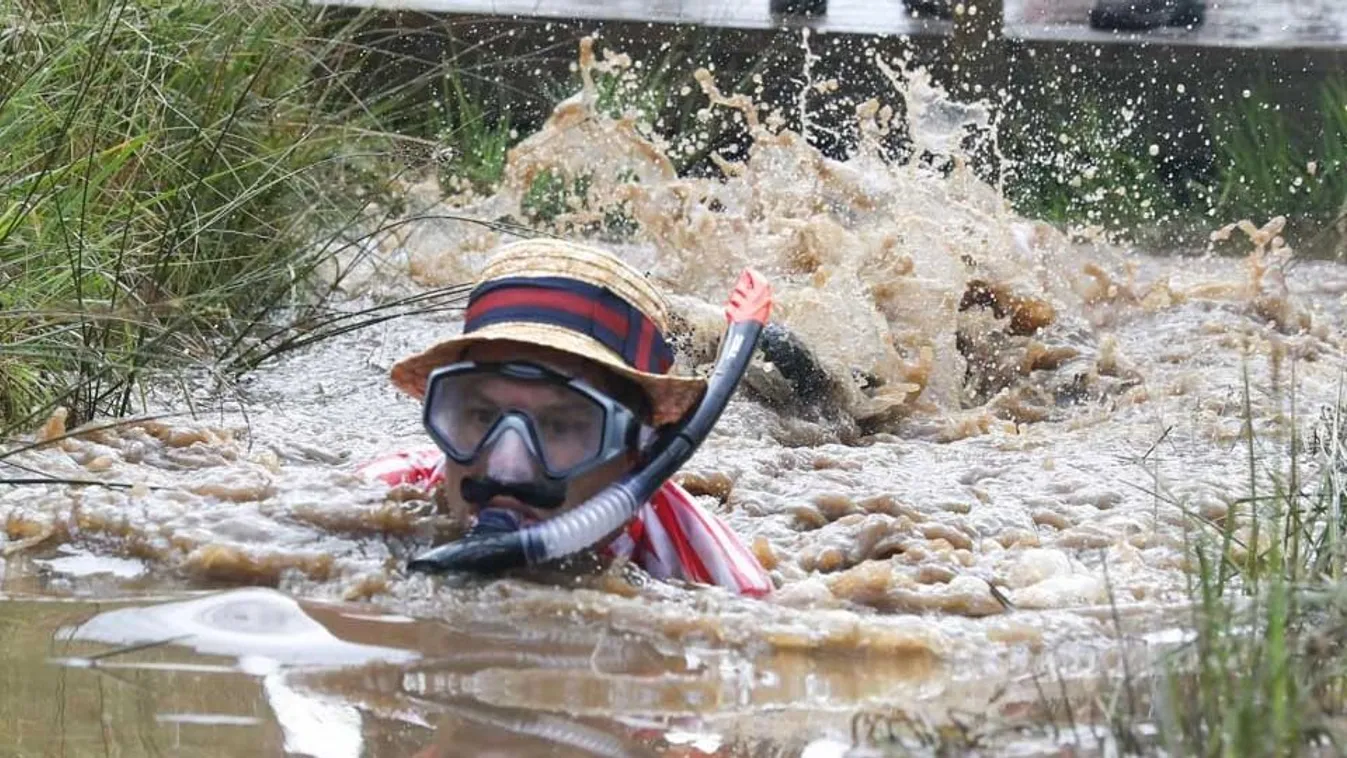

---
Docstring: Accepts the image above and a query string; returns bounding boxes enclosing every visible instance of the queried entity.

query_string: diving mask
[422,361,652,488]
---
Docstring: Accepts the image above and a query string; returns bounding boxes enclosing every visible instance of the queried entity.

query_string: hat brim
[390,322,708,427]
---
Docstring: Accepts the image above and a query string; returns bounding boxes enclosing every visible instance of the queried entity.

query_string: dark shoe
[1090,0,1205,30]
[903,0,952,19]
[770,0,827,15]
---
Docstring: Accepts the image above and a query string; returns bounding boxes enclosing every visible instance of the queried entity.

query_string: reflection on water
[59,587,419,670]
[53,588,418,757]
[14,585,684,757]
[2,577,1198,756]
[8,583,901,756]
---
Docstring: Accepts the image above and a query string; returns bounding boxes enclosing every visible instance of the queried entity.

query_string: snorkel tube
[407,268,773,575]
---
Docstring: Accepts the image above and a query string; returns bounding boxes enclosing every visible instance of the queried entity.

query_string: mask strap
[637,425,658,451]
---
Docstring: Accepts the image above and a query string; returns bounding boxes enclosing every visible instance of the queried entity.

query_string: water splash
[2,32,1345,755]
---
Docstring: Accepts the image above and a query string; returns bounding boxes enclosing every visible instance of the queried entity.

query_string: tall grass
[0,0,427,435]
[434,68,517,195]
[1091,366,1347,756]
[836,368,1347,755]
[999,92,1184,234]
[1208,79,1347,257]
[992,76,1347,255]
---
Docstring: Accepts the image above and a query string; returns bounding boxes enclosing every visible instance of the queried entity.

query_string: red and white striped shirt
[357,447,773,597]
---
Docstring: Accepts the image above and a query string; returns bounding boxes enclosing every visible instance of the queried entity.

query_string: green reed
[1097,363,1347,756]
[967,358,1347,756]
[434,67,517,194]
[994,76,1347,256]
[999,92,1184,236]
[0,0,435,435]
[1208,79,1347,257]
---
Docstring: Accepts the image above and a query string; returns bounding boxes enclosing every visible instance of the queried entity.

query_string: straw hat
[390,239,708,426]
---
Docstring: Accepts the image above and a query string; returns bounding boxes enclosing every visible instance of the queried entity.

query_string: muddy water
[5,39,1347,756]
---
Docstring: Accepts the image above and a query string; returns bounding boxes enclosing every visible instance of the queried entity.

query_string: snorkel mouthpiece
[470,507,528,534]
[407,268,773,576]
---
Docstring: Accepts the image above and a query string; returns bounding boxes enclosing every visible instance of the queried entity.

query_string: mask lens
[531,397,604,472]
[425,366,614,475]
[426,372,503,459]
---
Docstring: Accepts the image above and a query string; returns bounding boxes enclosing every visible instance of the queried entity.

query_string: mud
[3,35,1346,756]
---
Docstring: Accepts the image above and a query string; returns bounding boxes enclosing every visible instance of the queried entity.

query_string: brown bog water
[4,38,1346,757]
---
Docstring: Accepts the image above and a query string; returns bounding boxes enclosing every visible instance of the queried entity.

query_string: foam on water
[3,34,1346,749]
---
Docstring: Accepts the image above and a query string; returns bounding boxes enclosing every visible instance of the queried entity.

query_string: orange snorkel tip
[725,267,774,326]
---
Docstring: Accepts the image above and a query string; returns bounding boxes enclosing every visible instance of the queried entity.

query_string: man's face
[434,341,647,524]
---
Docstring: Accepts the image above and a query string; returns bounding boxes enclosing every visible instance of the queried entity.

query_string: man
[901,0,1206,30]
[358,239,773,597]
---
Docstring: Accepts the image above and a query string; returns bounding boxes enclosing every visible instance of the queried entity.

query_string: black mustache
[461,477,567,511]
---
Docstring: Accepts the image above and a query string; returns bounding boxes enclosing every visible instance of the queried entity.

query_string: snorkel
[406,268,773,575]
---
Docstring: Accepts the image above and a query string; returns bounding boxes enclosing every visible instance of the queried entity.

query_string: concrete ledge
[314,0,1347,194]
[313,0,951,37]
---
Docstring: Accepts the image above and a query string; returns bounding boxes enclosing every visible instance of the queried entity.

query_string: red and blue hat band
[463,276,675,374]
